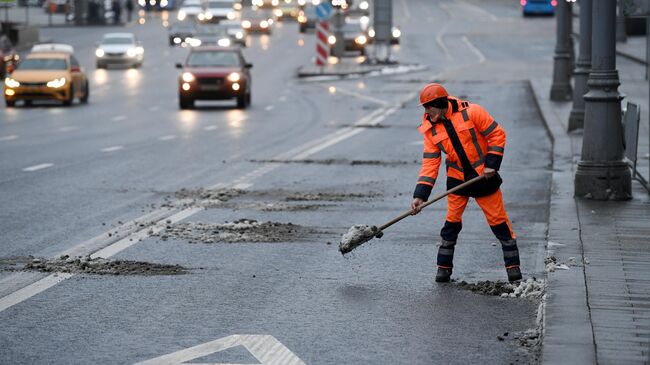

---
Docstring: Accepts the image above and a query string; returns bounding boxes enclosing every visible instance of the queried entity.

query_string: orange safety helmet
[419,83,448,106]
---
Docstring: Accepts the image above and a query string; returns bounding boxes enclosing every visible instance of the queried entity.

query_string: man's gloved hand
[411,198,425,215]
[484,167,496,178]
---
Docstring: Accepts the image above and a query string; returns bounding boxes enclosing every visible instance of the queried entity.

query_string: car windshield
[242,9,269,19]
[342,23,362,33]
[187,51,240,67]
[207,0,232,7]
[18,58,67,70]
[102,37,134,45]
[196,25,228,35]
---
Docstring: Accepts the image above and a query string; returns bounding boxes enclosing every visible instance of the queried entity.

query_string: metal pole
[568,0,592,131]
[550,0,573,101]
[567,1,575,79]
[373,0,392,63]
[616,0,627,43]
[332,8,344,58]
[574,0,631,200]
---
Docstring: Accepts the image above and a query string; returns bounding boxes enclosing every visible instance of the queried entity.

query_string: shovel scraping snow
[339,175,486,254]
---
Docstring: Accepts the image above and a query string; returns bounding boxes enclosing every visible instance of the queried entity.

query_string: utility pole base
[575,161,632,200]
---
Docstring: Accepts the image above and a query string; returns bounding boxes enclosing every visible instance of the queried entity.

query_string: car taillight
[520,0,526,5]
[551,0,557,6]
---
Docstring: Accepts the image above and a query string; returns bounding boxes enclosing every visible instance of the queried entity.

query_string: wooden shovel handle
[377,175,486,232]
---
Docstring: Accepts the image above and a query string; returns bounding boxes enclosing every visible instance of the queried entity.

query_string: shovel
[339,174,487,254]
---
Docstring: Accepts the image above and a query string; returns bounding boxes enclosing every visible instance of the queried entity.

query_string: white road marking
[134,335,305,365]
[436,21,453,61]
[111,115,127,122]
[462,36,486,64]
[409,140,424,145]
[159,135,177,141]
[265,105,275,111]
[233,183,253,190]
[59,126,78,132]
[0,135,18,141]
[279,96,287,102]
[22,163,53,172]
[101,146,124,152]
[0,273,74,313]
[203,125,218,131]
[327,86,389,106]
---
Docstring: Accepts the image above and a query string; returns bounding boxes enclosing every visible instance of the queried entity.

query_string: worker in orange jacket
[410,83,522,283]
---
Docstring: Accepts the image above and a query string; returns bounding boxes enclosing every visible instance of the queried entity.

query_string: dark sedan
[176,46,252,109]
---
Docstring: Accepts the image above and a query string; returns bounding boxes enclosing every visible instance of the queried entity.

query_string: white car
[200,0,237,22]
[178,0,203,20]
[95,33,144,68]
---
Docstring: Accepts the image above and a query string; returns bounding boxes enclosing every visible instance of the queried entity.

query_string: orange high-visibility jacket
[414,96,506,200]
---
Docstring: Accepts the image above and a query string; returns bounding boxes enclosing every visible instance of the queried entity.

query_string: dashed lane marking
[203,125,218,131]
[159,135,177,141]
[0,135,18,141]
[101,146,124,153]
[265,105,275,111]
[111,115,127,122]
[279,96,287,102]
[325,86,390,106]
[22,163,54,172]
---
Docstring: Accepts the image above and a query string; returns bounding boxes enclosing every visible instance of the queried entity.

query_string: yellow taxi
[4,44,89,107]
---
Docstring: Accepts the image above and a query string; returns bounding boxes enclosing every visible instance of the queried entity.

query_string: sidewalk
[532,39,650,364]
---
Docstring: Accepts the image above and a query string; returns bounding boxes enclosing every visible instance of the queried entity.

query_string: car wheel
[236,94,247,109]
[80,81,89,104]
[179,97,193,109]
[299,25,305,33]
[5,99,15,107]
[96,62,105,69]
[24,100,32,106]
[63,85,74,106]
[246,92,251,106]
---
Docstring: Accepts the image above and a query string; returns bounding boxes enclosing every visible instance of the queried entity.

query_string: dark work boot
[436,267,453,283]
[507,266,522,282]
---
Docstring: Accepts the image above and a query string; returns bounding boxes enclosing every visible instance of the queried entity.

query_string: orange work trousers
[445,189,516,240]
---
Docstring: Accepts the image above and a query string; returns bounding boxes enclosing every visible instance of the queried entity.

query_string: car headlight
[274,9,282,17]
[359,0,368,10]
[46,77,66,88]
[198,13,205,20]
[355,35,367,45]
[138,0,145,6]
[368,28,375,38]
[160,0,168,6]
[260,20,269,28]
[177,10,186,20]
[4,77,20,88]
[205,12,213,19]
[187,38,202,47]
[95,48,105,57]
[218,38,232,47]
[227,11,236,19]
[234,3,242,10]
[242,20,251,28]
[182,72,195,82]
[173,37,182,44]
[127,48,138,57]
[298,0,305,5]
[227,72,240,82]
[328,35,336,45]
[392,28,401,38]
[272,0,279,5]
[297,14,306,23]
[235,31,244,39]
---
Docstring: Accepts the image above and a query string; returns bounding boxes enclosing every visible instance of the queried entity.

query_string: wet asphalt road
[1,1,555,363]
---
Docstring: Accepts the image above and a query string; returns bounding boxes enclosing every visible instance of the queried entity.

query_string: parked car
[274,1,300,21]
[176,46,252,109]
[521,0,556,16]
[168,19,197,46]
[5,43,89,107]
[0,35,19,79]
[95,33,144,68]
[240,8,273,34]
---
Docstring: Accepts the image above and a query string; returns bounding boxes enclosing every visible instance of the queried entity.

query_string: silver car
[95,33,144,68]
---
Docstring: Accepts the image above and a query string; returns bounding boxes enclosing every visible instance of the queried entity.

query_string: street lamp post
[574,0,631,200]
[568,0,591,132]
[550,0,573,101]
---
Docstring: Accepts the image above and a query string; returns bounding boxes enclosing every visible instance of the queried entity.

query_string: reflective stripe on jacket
[413,96,506,200]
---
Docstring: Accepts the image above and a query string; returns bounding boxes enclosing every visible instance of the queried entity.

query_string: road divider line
[203,125,218,131]
[22,163,53,172]
[111,115,127,122]
[101,146,124,153]
[0,135,18,141]
[159,135,177,141]
[265,105,275,111]
[326,86,390,106]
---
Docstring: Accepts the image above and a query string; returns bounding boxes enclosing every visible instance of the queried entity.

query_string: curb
[527,78,597,365]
